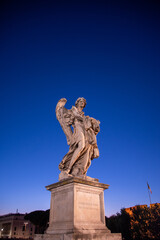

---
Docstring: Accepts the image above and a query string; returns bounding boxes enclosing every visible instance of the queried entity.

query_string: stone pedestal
[35,177,121,240]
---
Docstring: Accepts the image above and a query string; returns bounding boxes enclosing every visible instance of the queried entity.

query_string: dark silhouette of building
[0,213,35,239]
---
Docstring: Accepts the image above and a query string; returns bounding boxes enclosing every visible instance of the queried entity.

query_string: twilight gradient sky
[0,0,160,217]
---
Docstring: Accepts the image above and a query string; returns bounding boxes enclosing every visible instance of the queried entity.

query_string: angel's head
[75,97,87,109]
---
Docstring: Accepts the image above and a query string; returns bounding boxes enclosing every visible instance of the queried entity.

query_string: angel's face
[78,99,85,109]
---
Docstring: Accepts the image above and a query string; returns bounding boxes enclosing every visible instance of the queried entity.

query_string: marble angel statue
[56,97,100,180]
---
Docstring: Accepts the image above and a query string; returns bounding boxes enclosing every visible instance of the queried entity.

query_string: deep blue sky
[0,0,160,216]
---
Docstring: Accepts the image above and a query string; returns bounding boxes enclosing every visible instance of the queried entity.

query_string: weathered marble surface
[34,98,122,240]
[35,232,122,240]
[34,177,122,240]
[56,98,100,181]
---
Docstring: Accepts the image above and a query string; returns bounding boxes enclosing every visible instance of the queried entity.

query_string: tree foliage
[106,204,160,240]
[106,209,132,240]
[131,204,160,240]
[24,210,49,234]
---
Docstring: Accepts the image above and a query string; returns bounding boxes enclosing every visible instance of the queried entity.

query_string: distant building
[0,213,35,239]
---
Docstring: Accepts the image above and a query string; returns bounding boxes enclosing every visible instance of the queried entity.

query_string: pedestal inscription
[75,185,104,225]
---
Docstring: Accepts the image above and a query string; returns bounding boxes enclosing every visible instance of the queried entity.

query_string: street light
[1,228,4,237]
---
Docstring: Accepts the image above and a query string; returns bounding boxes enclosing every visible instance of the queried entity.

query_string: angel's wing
[56,98,73,145]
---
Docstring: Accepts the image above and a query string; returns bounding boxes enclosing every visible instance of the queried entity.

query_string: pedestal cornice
[45,177,109,191]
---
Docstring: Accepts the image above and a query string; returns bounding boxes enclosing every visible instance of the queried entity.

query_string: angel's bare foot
[59,170,72,181]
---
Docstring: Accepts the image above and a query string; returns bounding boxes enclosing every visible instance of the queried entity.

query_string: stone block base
[35,232,122,240]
